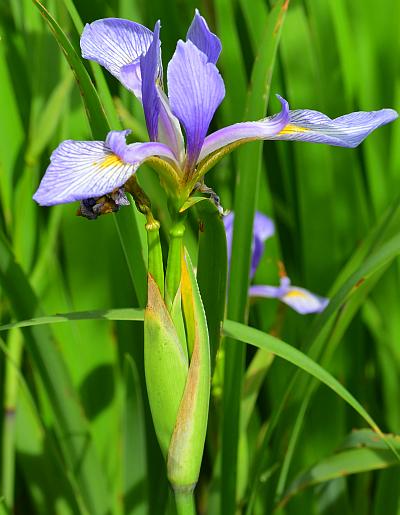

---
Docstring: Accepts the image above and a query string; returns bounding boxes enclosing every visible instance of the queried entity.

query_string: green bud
[167,250,211,492]
[144,274,188,456]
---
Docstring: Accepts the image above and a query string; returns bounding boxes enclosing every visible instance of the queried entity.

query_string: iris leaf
[221,2,289,512]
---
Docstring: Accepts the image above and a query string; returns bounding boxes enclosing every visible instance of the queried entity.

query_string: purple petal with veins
[269,107,398,147]
[186,9,222,64]
[168,40,225,171]
[198,95,289,162]
[140,21,161,141]
[81,18,153,98]
[33,130,177,206]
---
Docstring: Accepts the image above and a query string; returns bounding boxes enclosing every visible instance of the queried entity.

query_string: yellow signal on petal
[98,154,123,168]
[284,289,308,299]
[278,124,310,135]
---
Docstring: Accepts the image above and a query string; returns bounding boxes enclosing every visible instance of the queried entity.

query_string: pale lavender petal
[249,284,284,298]
[140,21,161,140]
[157,89,185,162]
[250,277,329,315]
[81,18,153,97]
[280,287,329,314]
[136,22,185,159]
[186,9,222,64]
[251,213,275,279]
[198,95,289,162]
[168,40,225,170]
[269,108,398,147]
[33,130,176,206]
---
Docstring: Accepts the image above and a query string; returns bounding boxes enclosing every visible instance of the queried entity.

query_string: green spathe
[144,274,188,456]
[167,250,211,490]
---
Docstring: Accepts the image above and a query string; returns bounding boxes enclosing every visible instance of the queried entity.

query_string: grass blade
[0,232,111,514]
[221,3,289,512]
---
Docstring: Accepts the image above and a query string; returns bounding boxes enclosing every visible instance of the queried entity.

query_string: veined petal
[250,278,329,315]
[33,130,176,206]
[138,22,185,160]
[269,107,398,147]
[140,21,161,140]
[168,40,225,170]
[157,89,185,163]
[186,9,222,64]
[81,18,153,97]
[198,95,289,162]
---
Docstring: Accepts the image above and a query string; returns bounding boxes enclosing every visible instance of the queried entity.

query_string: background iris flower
[224,211,329,314]
[33,10,397,212]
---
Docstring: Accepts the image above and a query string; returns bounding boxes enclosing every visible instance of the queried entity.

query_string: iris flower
[224,212,329,314]
[33,10,398,214]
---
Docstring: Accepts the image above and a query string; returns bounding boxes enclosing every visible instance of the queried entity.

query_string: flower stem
[174,490,196,515]
[165,217,186,311]
[1,330,23,508]
[146,214,164,297]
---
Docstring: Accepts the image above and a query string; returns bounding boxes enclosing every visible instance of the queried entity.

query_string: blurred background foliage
[0,0,400,514]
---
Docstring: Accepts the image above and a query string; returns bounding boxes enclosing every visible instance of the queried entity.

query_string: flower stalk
[165,216,186,311]
[174,490,196,515]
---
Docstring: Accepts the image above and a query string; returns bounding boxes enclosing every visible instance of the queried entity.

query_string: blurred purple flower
[33,10,398,212]
[224,212,328,314]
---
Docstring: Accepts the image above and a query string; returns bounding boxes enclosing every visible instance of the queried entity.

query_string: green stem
[165,218,186,311]
[1,331,23,508]
[174,491,196,515]
[146,215,164,298]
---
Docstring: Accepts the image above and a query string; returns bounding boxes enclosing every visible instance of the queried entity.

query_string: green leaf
[282,430,400,507]
[0,308,144,332]
[246,196,400,511]
[122,356,148,515]
[0,232,111,514]
[222,320,386,442]
[26,73,73,163]
[196,200,227,369]
[221,2,290,512]
[32,0,109,139]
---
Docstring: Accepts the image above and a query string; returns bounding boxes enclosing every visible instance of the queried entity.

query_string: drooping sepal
[167,250,210,491]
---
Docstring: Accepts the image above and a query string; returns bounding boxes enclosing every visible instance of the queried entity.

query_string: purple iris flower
[224,212,329,315]
[33,10,398,212]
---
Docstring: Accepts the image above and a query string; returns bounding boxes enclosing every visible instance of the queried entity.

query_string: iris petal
[140,21,161,140]
[168,40,225,170]
[198,95,289,162]
[249,284,284,298]
[81,18,153,97]
[270,107,398,147]
[249,281,329,315]
[33,130,177,206]
[251,213,275,278]
[223,211,274,279]
[137,22,185,160]
[280,287,329,314]
[186,9,222,64]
